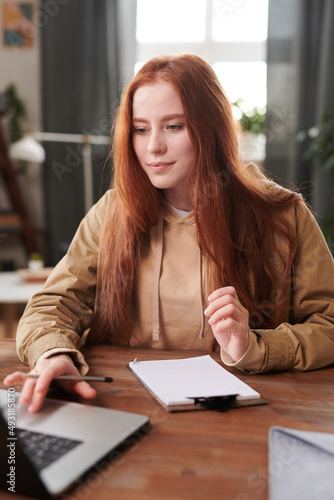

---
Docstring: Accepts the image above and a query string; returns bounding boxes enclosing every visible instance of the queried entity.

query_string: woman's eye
[167,124,183,132]
[133,127,148,135]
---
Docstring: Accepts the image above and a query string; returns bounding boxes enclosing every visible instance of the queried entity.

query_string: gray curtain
[266,0,334,240]
[41,0,136,265]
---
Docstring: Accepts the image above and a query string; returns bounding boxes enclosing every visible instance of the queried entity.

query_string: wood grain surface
[1,339,334,500]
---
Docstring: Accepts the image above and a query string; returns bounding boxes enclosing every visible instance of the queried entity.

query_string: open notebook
[128,355,266,412]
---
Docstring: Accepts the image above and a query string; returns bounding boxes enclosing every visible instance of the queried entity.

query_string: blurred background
[0,0,333,336]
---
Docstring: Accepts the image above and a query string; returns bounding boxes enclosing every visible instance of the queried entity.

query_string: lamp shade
[9,135,45,163]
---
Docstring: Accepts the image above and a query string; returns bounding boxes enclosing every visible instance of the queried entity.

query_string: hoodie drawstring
[152,214,164,341]
[199,249,205,339]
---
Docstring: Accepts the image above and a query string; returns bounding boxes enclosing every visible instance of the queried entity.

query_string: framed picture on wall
[2,2,34,48]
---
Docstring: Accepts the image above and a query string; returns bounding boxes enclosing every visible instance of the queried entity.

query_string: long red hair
[88,54,300,344]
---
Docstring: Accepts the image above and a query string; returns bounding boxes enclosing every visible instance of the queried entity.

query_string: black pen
[28,374,113,383]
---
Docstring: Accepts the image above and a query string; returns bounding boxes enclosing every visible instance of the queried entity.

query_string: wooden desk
[1,338,334,500]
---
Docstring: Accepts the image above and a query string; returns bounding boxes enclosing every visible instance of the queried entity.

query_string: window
[212,0,268,42]
[136,0,206,43]
[136,0,268,111]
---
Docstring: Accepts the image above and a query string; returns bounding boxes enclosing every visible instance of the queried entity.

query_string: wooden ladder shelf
[0,120,40,258]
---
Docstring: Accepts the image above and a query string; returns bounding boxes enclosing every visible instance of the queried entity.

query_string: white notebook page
[129,355,260,406]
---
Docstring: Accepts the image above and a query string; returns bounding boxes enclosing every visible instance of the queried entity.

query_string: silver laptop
[0,389,149,498]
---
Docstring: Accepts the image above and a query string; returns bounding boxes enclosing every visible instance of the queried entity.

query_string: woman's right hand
[3,354,96,413]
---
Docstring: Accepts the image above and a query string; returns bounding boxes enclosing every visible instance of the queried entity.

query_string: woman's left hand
[204,286,250,362]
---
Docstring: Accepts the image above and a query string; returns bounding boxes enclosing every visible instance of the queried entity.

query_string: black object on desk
[190,395,238,412]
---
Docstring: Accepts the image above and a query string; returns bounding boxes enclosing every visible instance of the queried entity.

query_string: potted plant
[233,99,266,163]
[297,110,334,250]
[27,252,44,272]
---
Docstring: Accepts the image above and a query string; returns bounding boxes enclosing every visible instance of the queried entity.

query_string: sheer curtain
[266,0,334,243]
[41,0,136,264]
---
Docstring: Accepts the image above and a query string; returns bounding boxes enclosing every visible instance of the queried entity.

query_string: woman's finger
[208,286,239,304]
[58,380,97,399]
[208,303,245,326]
[19,377,39,405]
[205,288,243,317]
[3,371,29,386]
[3,372,38,405]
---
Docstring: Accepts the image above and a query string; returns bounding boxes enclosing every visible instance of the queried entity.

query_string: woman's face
[132,80,196,211]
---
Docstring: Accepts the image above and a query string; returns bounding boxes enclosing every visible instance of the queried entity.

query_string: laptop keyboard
[16,428,82,472]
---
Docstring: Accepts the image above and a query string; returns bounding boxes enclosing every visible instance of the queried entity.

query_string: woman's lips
[147,161,175,172]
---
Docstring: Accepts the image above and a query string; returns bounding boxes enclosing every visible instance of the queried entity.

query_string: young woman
[5,54,334,412]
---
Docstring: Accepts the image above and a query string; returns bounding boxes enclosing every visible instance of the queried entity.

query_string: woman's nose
[147,130,166,154]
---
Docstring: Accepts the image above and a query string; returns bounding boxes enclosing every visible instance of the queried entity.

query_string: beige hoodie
[131,203,217,352]
[16,171,334,374]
